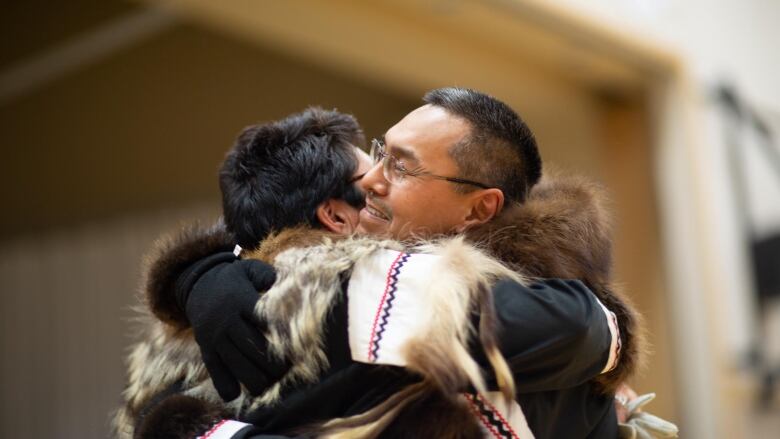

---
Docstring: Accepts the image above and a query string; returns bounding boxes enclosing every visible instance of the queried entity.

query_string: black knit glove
[175,253,290,402]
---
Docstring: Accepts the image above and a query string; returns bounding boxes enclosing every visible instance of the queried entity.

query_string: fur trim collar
[144,221,235,330]
[467,174,613,286]
[467,173,643,392]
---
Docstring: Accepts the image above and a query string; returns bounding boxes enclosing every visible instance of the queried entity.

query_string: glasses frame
[370,139,492,189]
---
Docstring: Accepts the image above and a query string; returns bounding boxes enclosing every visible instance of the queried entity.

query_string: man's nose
[359,161,389,196]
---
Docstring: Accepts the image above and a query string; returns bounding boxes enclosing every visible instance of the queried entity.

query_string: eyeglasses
[370,139,491,189]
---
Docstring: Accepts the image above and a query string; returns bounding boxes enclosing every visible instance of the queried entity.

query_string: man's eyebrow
[382,135,420,164]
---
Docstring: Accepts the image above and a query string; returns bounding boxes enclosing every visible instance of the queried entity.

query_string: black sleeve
[491,278,612,393]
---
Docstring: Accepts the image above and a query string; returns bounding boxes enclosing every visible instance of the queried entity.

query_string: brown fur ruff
[245,227,337,263]
[465,173,645,393]
[144,221,235,330]
[133,394,229,439]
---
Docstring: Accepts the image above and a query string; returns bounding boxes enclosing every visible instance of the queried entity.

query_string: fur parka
[112,174,643,438]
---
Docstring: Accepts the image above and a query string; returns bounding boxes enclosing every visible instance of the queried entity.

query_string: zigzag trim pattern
[463,392,520,439]
[367,252,410,362]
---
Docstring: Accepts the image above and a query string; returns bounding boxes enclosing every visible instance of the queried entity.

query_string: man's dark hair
[423,87,542,203]
[220,107,365,249]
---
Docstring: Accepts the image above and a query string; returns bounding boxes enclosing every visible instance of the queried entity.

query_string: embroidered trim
[367,252,410,362]
[464,392,520,439]
[197,419,251,439]
[199,420,228,438]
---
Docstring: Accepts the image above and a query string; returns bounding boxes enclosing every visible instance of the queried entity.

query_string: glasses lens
[382,154,395,183]
[370,139,399,183]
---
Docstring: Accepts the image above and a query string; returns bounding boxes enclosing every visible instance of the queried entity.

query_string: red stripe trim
[367,251,405,361]
[464,393,505,439]
[476,393,520,439]
[200,419,229,439]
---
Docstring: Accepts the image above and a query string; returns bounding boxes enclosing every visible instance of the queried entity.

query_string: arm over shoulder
[492,278,616,392]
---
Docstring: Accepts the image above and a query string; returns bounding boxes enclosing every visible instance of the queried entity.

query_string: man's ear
[315,199,360,235]
[460,188,504,230]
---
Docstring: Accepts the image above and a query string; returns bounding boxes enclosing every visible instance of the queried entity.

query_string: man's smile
[361,203,389,222]
[359,196,393,226]
[366,204,389,220]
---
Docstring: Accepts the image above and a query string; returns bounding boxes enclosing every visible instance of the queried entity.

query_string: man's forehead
[384,105,470,160]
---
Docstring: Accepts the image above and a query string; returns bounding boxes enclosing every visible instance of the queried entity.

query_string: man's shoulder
[465,173,613,287]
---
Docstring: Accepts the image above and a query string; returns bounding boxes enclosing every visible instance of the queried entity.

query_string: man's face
[356,105,479,240]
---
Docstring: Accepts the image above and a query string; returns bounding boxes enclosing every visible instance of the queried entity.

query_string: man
[117,90,640,438]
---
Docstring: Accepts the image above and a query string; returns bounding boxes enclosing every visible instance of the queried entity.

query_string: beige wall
[0,21,419,240]
[0,203,218,438]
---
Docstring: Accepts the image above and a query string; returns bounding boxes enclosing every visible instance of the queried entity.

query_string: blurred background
[1,0,778,437]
